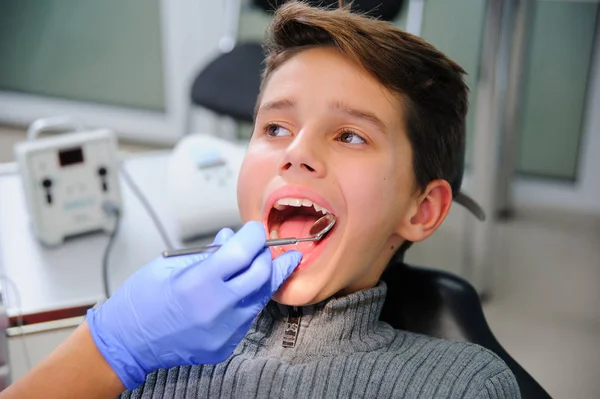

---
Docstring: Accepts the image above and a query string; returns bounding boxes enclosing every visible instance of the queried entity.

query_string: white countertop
[0,152,214,319]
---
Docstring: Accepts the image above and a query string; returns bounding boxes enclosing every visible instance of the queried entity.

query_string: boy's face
[237,47,419,305]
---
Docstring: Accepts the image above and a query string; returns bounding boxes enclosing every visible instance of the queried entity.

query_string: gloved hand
[86,221,301,390]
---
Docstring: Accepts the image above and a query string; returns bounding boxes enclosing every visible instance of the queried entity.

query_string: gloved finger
[234,293,273,328]
[211,227,235,245]
[206,221,267,280]
[224,248,272,299]
[269,250,302,296]
[228,250,301,309]
[226,317,254,348]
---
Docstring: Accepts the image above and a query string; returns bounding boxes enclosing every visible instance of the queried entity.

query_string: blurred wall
[418,0,599,214]
[0,0,228,143]
[0,0,165,111]
[420,0,598,181]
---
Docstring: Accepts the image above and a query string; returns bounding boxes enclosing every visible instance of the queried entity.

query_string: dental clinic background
[0,1,598,398]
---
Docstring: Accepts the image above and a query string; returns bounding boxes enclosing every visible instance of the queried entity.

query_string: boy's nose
[278,133,326,178]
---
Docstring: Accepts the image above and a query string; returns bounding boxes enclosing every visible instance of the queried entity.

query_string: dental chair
[380,263,551,399]
[380,159,551,399]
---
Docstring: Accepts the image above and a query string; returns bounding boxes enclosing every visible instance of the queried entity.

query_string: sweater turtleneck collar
[241,282,398,359]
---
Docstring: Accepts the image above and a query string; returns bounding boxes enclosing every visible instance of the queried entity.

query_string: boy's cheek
[237,161,272,216]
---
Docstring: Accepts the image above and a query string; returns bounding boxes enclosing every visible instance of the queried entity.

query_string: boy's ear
[397,179,453,243]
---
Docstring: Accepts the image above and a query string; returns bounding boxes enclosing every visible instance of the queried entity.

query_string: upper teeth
[274,197,331,214]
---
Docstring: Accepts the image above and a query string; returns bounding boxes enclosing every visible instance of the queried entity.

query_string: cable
[101,161,175,298]
[118,163,175,251]
[101,203,121,299]
[0,274,32,371]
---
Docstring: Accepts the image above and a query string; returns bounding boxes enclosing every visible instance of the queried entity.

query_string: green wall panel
[518,1,597,180]
[420,0,488,165]
[0,0,164,111]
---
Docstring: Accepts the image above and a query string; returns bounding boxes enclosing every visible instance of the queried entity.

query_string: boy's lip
[262,185,337,223]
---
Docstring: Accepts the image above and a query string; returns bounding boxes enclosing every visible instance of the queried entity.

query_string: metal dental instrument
[162,213,336,258]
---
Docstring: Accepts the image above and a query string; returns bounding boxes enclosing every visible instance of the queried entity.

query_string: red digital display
[58,147,84,167]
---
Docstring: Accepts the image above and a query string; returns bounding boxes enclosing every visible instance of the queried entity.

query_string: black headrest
[450,141,485,221]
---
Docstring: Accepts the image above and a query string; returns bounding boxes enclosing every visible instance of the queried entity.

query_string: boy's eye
[265,123,292,137]
[338,131,366,145]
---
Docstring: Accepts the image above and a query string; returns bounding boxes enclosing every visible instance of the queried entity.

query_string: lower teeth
[270,230,279,239]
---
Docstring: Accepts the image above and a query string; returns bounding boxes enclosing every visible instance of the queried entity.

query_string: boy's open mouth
[267,197,335,256]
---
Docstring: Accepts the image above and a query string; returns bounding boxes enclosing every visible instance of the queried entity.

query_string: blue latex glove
[86,222,301,390]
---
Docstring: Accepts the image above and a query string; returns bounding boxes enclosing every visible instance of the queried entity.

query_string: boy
[122,2,520,398]
[1,3,520,398]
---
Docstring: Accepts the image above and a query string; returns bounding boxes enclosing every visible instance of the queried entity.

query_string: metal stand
[465,0,535,294]
[464,0,507,294]
[496,0,534,220]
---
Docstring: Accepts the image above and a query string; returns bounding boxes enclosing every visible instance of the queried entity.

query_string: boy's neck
[244,282,397,357]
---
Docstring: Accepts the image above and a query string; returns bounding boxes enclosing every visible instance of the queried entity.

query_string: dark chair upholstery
[191,42,264,123]
[380,263,552,399]
[189,1,405,123]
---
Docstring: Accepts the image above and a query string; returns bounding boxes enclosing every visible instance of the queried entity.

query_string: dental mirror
[162,213,337,258]
[308,213,336,239]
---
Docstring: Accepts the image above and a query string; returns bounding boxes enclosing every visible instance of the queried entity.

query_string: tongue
[279,214,317,239]
[272,214,321,255]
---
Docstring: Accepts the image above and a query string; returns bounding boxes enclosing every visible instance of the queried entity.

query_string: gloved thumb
[212,227,235,245]
[269,250,302,295]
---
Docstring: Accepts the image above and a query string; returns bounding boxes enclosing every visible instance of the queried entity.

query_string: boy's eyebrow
[330,101,388,134]
[257,99,388,134]
[257,98,296,113]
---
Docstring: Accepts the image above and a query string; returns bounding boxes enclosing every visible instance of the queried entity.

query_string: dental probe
[162,214,336,258]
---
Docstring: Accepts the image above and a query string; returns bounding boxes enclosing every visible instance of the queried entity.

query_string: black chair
[189,0,406,126]
[380,263,552,399]
[383,158,549,398]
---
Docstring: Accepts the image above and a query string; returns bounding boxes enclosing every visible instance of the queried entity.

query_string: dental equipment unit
[14,117,121,246]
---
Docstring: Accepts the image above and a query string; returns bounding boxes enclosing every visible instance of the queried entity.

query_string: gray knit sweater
[120,282,520,398]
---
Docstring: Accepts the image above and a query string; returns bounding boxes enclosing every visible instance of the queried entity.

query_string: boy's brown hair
[260,1,469,194]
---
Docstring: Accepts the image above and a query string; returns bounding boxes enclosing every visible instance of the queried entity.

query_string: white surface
[0,0,227,144]
[168,134,244,240]
[0,152,220,317]
[8,326,76,383]
[482,210,600,399]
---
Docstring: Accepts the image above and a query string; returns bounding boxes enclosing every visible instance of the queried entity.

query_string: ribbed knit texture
[120,283,520,398]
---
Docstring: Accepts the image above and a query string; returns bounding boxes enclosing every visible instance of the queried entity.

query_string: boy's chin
[271,279,328,307]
